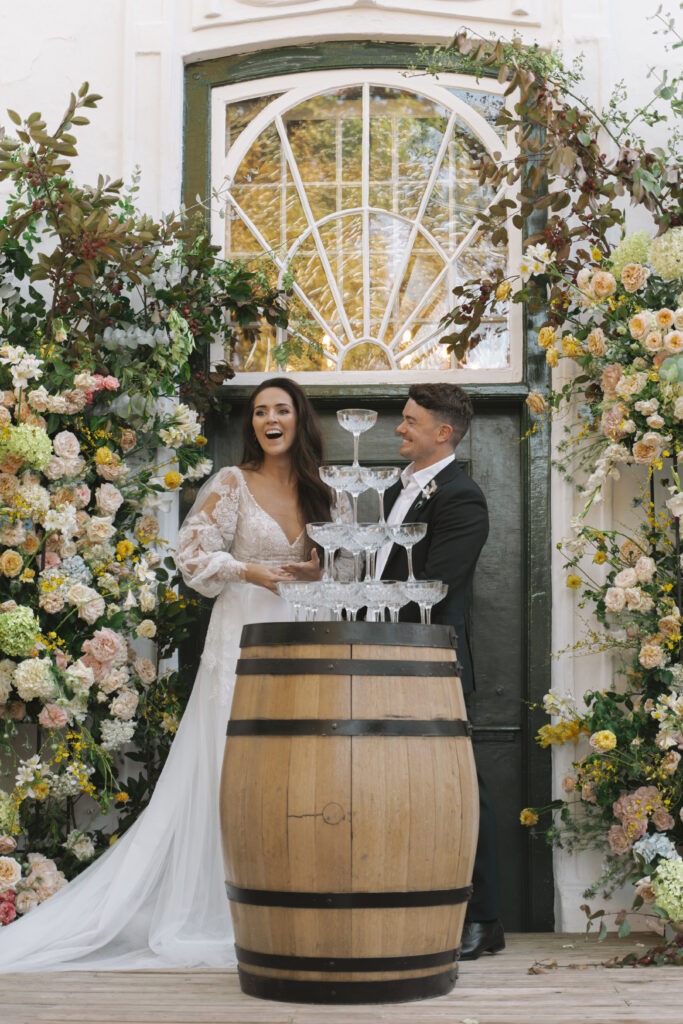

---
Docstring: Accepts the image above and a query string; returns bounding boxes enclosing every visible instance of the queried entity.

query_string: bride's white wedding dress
[0,467,302,971]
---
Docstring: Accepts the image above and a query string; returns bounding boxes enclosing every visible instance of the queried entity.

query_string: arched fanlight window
[210,70,521,382]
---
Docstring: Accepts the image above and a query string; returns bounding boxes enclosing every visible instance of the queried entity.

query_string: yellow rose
[116,540,135,559]
[589,730,617,752]
[566,574,582,589]
[0,549,24,577]
[520,808,539,826]
[546,346,559,367]
[164,470,182,489]
[562,335,584,358]
[537,326,556,350]
[95,447,114,465]
[495,281,512,302]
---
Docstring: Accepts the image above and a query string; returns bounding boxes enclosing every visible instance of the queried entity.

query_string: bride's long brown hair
[240,377,332,527]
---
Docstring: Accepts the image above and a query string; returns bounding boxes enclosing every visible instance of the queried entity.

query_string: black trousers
[466,766,503,923]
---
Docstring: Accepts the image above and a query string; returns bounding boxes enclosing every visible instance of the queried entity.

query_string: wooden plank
[3,933,682,1024]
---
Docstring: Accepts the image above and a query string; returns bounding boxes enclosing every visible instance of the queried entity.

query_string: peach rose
[620,263,650,292]
[587,328,607,356]
[0,550,23,578]
[600,364,623,394]
[664,330,683,353]
[656,308,675,330]
[643,330,663,354]
[628,313,653,340]
[639,643,666,669]
[591,270,617,298]
[632,433,664,464]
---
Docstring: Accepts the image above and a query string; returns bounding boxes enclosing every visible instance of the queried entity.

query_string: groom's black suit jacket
[381,458,489,694]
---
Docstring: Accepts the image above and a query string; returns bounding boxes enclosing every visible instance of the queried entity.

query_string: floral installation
[421,9,683,957]
[0,88,294,922]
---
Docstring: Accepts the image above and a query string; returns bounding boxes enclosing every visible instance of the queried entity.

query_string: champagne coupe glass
[337,408,378,466]
[341,466,370,524]
[383,580,407,623]
[359,466,400,523]
[276,581,310,621]
[306,522,349,580]
[352,521,388,580]
[319,465,352,522]
[402,580,448,623]
[387,522,428,582]
[341,581,365,621]
[362,579,397,621]
[339,524,366,582]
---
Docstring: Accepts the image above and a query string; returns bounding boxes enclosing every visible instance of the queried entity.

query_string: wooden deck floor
[1,933,680,1024]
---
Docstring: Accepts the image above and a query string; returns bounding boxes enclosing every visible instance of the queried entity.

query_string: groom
[377,382,505,961]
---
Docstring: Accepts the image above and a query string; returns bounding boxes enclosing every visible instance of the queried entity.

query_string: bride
[0,378,334,971]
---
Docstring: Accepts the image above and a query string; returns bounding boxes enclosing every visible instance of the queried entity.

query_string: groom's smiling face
[395,399,453,470]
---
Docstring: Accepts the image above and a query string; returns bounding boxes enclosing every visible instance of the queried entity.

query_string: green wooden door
[202,388,553,932]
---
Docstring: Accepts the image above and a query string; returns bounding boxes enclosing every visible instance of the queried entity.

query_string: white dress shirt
[374,453,455,580]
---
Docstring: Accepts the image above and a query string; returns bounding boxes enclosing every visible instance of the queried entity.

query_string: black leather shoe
[459,919,505,961]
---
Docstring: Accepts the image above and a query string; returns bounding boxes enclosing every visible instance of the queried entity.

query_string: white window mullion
[275,115,355,345]
[376,110,458,346]
[225,193,343,350]
[361,82,371,339]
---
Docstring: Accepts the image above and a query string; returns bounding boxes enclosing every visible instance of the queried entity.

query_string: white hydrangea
[100,719,136,751]
[13,659,57,702]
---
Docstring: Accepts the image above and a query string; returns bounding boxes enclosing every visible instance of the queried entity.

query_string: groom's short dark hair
[408,383,474,447]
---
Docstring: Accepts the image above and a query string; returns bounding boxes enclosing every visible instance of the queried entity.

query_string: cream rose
[591,270,617,298]
[134,657,157,686]
[85,516,116,544]
[628,313,653,340]
[604,587,626,612]
[0,856,21,893]
[614,567,638,588]
[135,619,157,639]
[621,263,650,292]
[52,431,81,459]
[639,643,666,669]
[643,330,663,354]
[656,308,675,330]
[664,330,683,354]
[95,484,124,517]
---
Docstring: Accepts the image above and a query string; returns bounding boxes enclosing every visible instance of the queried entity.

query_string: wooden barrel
[219,620,478,1004]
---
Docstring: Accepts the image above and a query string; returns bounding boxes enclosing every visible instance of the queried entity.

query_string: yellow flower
[0,549,24,577]
[495,281,512,302]
[520,808,539,827]
[591,247,603,262]
[195,435,208,447]
[537,326,556,350]
[566,574,582,589]
[526,391,548,415]
[164,470,182,489]
[589,729,617,752]
[536,720,583,748]
[31,780,50,801]
[546,346,559,367]
[116,539,135,559]
[95,446,114,465]
[114,792,130,804]
[593,551,607,564]
[562,335,584,358]
[19,569,35,582]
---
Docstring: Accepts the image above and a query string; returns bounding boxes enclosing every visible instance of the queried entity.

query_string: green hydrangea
[608,231,651,278]
[649,227,683,282]
[0,606,39,657]
[0,423,52,471]
[652,858,683,923]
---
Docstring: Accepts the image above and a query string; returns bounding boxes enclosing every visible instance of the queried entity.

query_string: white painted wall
[0,0,679,932]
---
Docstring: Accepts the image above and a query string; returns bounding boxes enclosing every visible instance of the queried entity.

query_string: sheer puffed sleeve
[175,468,247,597]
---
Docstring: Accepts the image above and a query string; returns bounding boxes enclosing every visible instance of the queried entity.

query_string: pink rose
[52,431,81,459]
[82,628,127,667]
[0,897,16,925]
[74,484,91,508]
[43,551,61,570]
[38,704,69,730]
[0,837,17,855]
[607,825,632,854]
[652,808,675,831]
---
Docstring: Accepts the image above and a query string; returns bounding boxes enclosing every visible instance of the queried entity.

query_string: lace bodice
[175,466,308,597]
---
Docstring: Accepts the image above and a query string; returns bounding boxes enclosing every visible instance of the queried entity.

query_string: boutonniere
[414,480,438,511]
